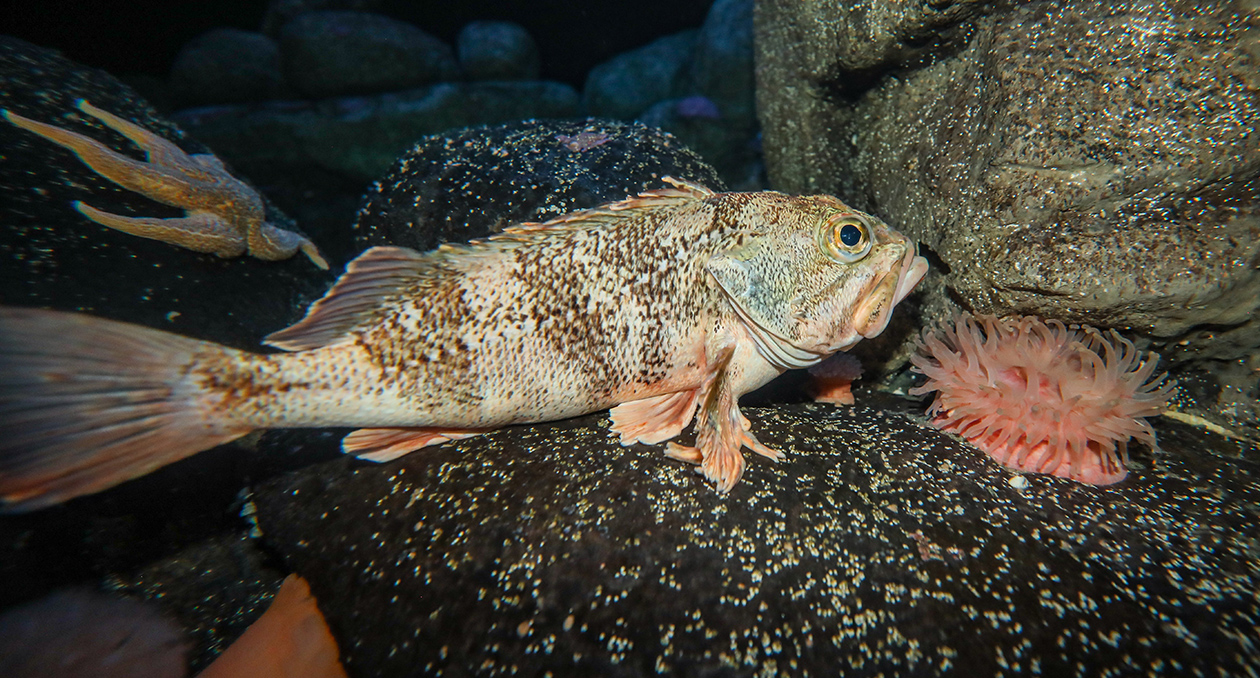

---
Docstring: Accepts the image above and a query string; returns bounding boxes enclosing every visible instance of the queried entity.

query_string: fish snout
[853,247,929,339]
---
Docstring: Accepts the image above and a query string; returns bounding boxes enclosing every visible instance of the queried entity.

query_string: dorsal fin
[264,246,430,351]
[263,179,717,351]
[495,176,716,240]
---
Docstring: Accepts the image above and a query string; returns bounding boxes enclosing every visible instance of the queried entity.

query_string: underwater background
[1,0,1258,676]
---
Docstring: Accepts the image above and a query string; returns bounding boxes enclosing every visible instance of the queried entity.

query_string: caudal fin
[0,307,252,512]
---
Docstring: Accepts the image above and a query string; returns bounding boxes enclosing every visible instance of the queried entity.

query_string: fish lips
[853,247,929,340]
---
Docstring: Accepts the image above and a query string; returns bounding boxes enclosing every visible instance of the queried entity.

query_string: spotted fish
[0,179,928,511]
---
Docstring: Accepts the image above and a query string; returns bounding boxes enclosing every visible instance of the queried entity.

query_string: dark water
[4,0,712,90]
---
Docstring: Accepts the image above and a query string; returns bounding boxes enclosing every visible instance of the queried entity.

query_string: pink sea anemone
[909,314,1175,485]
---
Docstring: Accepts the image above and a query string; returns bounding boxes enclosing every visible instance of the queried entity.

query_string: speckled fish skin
[0,179,928,509]
[215,180,927,485]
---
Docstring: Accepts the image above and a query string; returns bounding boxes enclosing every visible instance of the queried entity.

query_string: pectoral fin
[660,347,783,493]
[609,389,700,445]
[342,426,489,462]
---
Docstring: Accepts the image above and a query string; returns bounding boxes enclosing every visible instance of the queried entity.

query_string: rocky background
[1,0,1258,676]
[756,0,1260,433]
[20,0,762,258]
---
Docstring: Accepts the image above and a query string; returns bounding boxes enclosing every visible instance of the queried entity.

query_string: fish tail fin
[0,307,253,512]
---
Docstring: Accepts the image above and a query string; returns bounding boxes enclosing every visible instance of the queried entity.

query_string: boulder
[169,28,287,106]
[279,10,459,98]
[755,0,1260,359]
[251,398,1260,676]
[457,20,541,81]
[0,36,333,349]
[353,118,726,252]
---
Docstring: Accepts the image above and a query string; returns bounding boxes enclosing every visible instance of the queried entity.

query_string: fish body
[0,179,927,510]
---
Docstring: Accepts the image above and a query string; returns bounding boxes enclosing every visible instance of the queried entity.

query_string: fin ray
[266,180,716,352]
[609,390,700,446]
[264,246,432,351]
[343,427,489,462]
[0,307,250,511]
[498,177,714,240]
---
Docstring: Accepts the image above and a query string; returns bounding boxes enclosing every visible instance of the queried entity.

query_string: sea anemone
[909,314,1175,485]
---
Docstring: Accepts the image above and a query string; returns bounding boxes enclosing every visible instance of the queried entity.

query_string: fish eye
[819,213,872,263]
[839,223,862,247]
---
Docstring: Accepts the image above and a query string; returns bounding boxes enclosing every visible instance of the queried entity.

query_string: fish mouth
[853,246,929,339]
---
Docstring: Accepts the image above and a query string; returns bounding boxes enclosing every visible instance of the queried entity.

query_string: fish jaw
[853,244,929,340]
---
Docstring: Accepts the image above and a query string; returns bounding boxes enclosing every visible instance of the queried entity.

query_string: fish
[0,179,928,511]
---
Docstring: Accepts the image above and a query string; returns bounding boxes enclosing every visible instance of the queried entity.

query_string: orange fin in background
[807,352,862,405]
[0,307,251,513]
[810,376,856,405]
[609,389,700,445]
[197,574,347,678]
[342,427,490,462]
[0,575,346,678]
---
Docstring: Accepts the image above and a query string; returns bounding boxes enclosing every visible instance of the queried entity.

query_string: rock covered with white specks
[252,396,1260,676]
[756,0,1260,361]
[352,118,726,253]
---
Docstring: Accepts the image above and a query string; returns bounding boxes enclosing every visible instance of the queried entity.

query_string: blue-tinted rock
[689,0,755,125]
[457,20,540,81]
[173,80,580,183]
[169,28,287,106]
[279,10,459,98]
[353,118,726,252]
[583,30,697,119]
[639,96,764,190]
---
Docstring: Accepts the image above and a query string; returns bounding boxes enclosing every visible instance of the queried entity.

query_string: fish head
[706,194,929,369]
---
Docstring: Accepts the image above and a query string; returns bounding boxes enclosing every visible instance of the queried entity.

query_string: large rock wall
[756,0,1260,362]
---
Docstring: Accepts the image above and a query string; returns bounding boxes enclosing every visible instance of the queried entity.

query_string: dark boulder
[252,397,1260,676]
[0,36,333,349]
[755,0,1260,357]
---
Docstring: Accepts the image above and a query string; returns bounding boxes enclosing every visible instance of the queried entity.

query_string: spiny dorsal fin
[495,176,716,241]
[263,179,717,351]
[264,246,430,351]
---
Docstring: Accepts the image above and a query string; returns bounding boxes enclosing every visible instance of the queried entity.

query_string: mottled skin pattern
[0,180,925,509]
[195,180,926,492]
